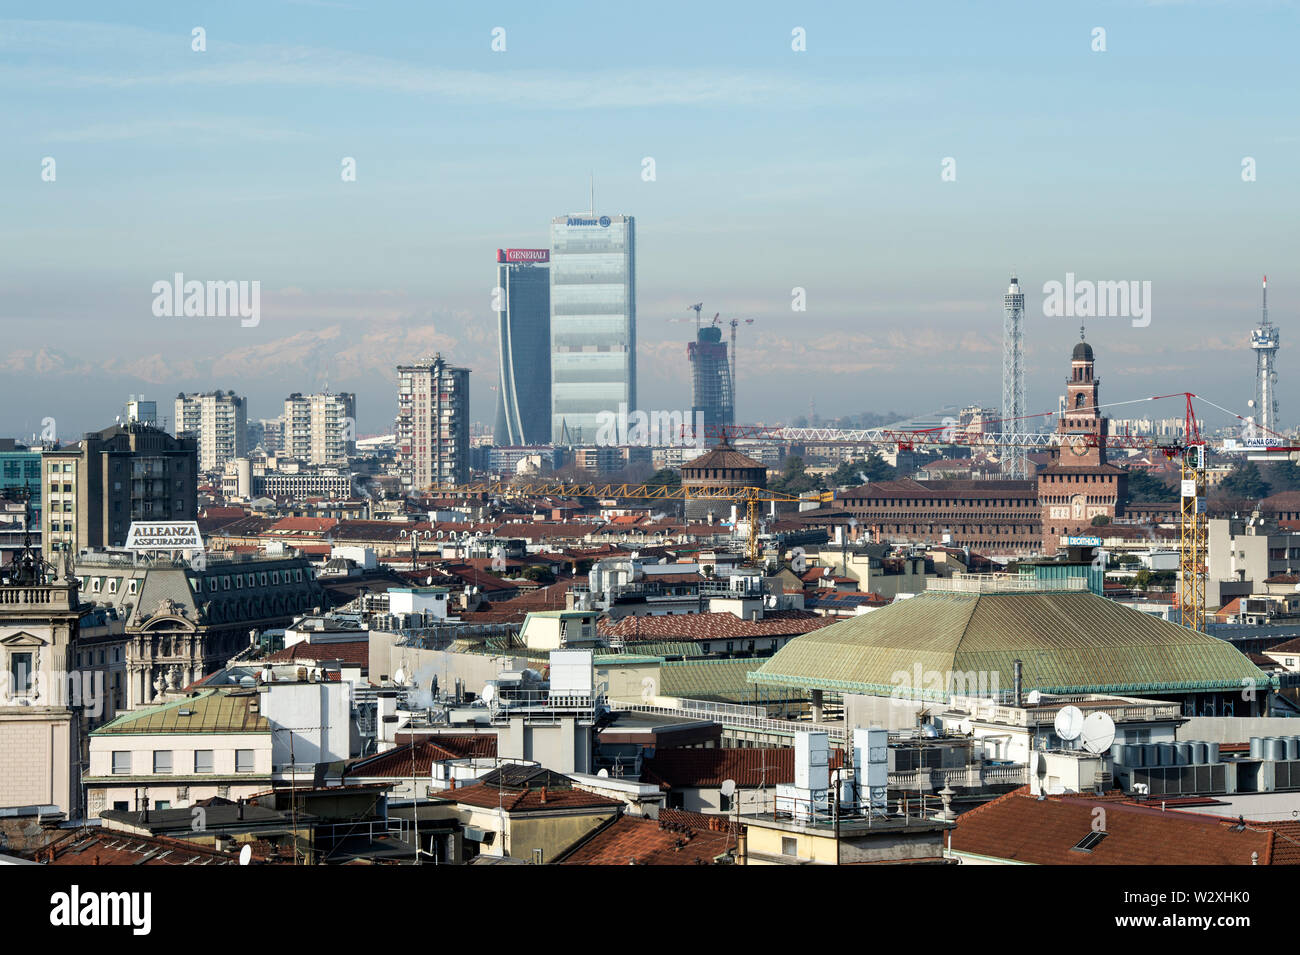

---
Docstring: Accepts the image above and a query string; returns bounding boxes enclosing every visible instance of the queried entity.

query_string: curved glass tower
[494,249,551,446]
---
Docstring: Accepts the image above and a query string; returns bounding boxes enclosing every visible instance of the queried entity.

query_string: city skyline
[2,2,1297,442]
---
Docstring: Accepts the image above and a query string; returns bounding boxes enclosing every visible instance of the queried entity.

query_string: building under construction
[688,325,734,434]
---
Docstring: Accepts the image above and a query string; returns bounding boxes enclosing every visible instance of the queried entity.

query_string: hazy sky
[2,1,1297,441]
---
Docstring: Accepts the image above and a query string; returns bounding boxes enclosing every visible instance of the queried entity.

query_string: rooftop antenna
[1080,712,1116,755]
[1054,704,1085,748]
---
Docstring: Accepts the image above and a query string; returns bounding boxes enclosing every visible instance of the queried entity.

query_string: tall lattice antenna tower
[1251,274,1280,436]
[1001,275,1027,479]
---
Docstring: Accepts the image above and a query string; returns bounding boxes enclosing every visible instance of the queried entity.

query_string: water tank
[1144,743,1160,767]
[1157,742,1175,767]
[1111,743,1127,766]
[1175,742,1192,765]
[1250,737,1263,759]
[1206,742,1220,764]
[1287,737,1300,761]
[1267,738,1288,761]
[1191,741,1208,765]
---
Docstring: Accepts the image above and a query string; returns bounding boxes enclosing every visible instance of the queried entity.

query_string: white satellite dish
[1080,712,1116,755]
[1054,705,1085,742]
[393,667,406,686]
[1026,689,1042,705]
[238,843,252,866]
[480,682,496,705]
[597,768,609,778]
[720,779,737,798]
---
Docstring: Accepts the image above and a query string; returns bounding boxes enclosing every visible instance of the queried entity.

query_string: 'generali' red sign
[498,249,550,263]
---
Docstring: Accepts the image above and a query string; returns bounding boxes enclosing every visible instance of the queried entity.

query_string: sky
[1,0,1297,442]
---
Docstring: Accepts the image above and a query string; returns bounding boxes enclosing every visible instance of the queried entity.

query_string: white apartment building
[396,354,470,490]
[175,391,248,473]
[284,392,356,467]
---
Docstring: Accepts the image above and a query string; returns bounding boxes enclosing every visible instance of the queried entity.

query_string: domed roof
[682,441,764,472]
[748,588,1265,700]
[1073,340,1094,362]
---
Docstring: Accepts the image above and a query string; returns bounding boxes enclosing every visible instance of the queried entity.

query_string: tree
[770,455,821,495]
[1090,514,1111,526]
[522,564,555,584]
[1123,469,1175,503]
[1218,460,1271,501]
[645,467,681,488]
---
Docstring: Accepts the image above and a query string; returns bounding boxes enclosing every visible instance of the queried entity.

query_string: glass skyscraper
[493,249,552,446]
[549,213,636,445]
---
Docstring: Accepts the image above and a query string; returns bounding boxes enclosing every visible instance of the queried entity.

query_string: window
[1073,830,1108,852]
[194,750,214,774]
[9,652,34,694]
[235,749,255,773]
[154,800,171,811]
[782,837,798,857]
[112,751,132,775]
[719,791,732,812]
[153,750,173,774]
[112,801,129,812]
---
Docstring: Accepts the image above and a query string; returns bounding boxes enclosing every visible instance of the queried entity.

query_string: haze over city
[2,1,1296,438]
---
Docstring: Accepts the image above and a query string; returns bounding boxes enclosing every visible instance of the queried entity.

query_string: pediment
[0,631,50,648]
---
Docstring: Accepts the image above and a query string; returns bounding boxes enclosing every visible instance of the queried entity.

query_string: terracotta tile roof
[270,517,339,534]
[950,787,1282,865]
[560,814,735,865]
[1265,636,1300,655]
[641,747,843,789]
[344,740,464,777]
[442,783,623,813]
[38,829,255,865]
[394,733,498,758]
[600,610,834,641]
[266,640,370,667]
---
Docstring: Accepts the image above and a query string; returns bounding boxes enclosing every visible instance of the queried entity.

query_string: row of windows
[112,749,256,775]
[199,568,306,592]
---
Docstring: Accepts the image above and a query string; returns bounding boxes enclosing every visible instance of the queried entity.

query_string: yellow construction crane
[1178,444,1208,632]
[429,481,832,563]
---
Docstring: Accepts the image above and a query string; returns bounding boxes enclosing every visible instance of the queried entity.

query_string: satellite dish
[1054,705,1085,742]
[480,682,496,705]
[597,768,609,778]
[1026,689,1042,705]
[238,843,252,866]
[393,667,406,686]
[720,779,737,797]
[1080,712,1116,755]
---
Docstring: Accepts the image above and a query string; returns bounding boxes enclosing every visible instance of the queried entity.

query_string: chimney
[1013,659,1023,707]
[540,786,548,805]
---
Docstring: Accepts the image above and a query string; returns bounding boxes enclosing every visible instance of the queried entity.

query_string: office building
[125,397,157,426]
[549,212,636,444]
[689,324,733,434]
[285,392,356,466]
[174,391,248,473]
[396,354,471,490]
[494,248,552,446]
[41,422,198,557]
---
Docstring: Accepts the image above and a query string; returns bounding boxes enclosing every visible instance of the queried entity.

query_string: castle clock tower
[1037,332,1128,552]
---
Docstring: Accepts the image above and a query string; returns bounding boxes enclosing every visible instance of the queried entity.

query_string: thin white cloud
[0,19,846,110]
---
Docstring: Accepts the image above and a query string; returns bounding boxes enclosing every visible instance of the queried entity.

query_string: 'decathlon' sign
[124,521,204,551]
[1064,536,1104,547]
